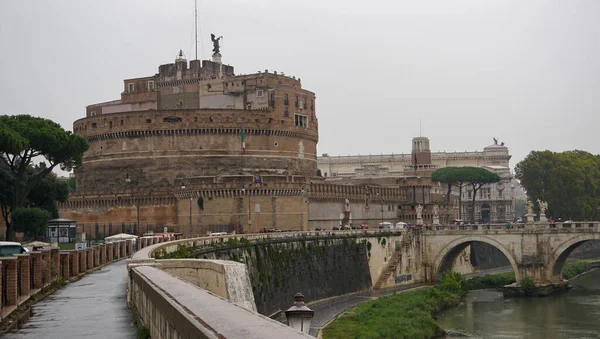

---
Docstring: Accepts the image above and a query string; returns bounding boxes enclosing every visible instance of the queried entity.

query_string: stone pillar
[29,252,43,289]
[94,246,100,267]
[60,252,70,279]
[87,248,94,270]
[16,254,30,298]
[416,217,424,226]
[72,251,80,277]
[525,213,535,224]
[41,249,51,286]
[50,248,60,280]
[108,243,114,262]
[126,239,133,256]
[5,259,18,306]
[79,250,87,274]
[121,241,126,258]
[99,244,106,265]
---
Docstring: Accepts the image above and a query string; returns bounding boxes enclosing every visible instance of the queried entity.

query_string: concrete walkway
[3,259,135,339]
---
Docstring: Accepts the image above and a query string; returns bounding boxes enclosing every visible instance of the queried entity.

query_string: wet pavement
[3,259,136,339]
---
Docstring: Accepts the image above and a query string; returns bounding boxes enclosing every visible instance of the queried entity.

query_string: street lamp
[285,293,314,334]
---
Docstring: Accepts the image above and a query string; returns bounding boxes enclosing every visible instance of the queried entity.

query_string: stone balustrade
[0,239,135,320]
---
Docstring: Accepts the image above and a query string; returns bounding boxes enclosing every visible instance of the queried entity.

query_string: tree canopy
[515,150,600,221]
[0,115,88,240]
[432,167,501,222]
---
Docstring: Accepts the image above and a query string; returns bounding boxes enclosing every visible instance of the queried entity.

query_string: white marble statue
[432,205,439,217]
[537,199,548,216]
[526,200,534,215]
[416,204,423,219]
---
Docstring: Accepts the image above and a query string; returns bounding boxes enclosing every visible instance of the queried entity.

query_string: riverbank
[322,261,596,339]
[322,272,467,339]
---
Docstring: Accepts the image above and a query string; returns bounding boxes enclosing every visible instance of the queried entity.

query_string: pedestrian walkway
[2,259,135,339]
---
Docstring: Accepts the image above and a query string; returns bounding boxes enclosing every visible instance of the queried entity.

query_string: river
[438,269,600,339]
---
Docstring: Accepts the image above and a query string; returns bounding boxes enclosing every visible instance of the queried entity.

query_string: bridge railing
[424,222,600,231]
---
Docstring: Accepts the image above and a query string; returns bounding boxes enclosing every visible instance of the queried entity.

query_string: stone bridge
[421,221,600,284]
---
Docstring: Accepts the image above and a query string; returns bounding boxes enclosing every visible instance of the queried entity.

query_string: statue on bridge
[526,200,534,215]
[432,205,439,218]
[537,199,548,217]
[416,204,423,219]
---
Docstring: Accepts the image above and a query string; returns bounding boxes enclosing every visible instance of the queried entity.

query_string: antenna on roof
[194,0,198,60]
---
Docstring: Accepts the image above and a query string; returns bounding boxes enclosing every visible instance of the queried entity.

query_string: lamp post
[285,293,314,334]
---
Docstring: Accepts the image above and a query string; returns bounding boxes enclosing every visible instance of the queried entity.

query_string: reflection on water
[438,269,600,339]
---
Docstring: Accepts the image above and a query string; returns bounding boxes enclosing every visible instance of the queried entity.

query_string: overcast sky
[1,0,599,171]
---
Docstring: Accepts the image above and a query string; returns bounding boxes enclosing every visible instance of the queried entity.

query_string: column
[99,244,106,265]
[108,243,114,262]
[60,252,70,279]
[50,248,60,280]
[87,248,93,270]
[41,249,52,286]
[79,250,87,273]
[29,252,43,289]
[5,258,18,306]
[71,251,80,276]
[94,246,100,267]
[16,254,30,298]
[126,239,133,256]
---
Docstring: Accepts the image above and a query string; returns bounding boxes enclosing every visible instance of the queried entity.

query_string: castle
[59,51,408,236]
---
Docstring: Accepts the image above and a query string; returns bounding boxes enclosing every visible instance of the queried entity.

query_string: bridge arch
[548,234,600,281]
[431,235,520,282]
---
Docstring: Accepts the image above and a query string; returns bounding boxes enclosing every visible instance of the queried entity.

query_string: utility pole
[194,0,198,60]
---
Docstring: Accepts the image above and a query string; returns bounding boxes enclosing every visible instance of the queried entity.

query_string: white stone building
[317,138,516,223]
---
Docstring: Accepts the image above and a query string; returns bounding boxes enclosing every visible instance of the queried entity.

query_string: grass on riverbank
[323,272,466,339]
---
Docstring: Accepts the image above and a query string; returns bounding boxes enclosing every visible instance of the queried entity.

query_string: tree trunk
[470,184,478,223]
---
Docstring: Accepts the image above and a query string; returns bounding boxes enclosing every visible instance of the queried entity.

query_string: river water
[438,269,600,339]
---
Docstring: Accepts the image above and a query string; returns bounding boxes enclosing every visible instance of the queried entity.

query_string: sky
[1,0,599,172]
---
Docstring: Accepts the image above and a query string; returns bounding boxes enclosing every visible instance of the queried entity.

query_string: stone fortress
[59,41,518,236]
[59,48,408,236]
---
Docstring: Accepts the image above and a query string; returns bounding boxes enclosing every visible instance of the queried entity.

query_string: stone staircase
[373,251,402,289]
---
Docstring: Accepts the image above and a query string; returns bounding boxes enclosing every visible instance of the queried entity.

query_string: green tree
[11,207,52,239]
[0,115,88,240]
[515,150,600,221]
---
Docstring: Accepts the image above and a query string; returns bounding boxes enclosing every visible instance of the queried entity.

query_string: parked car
[315,226,322,231]
[0,241,28,256]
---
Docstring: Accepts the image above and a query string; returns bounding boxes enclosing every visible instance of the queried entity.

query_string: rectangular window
[294,114,308,128]
[90,111,96,117]
[91,123,97,129]
[255,203,261,213]
[128,83,135,93]
[284,106,289,117]
[256,90,264,97]
[295,96,299,107]
[148,81,155,91]
[284,94,289,106]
